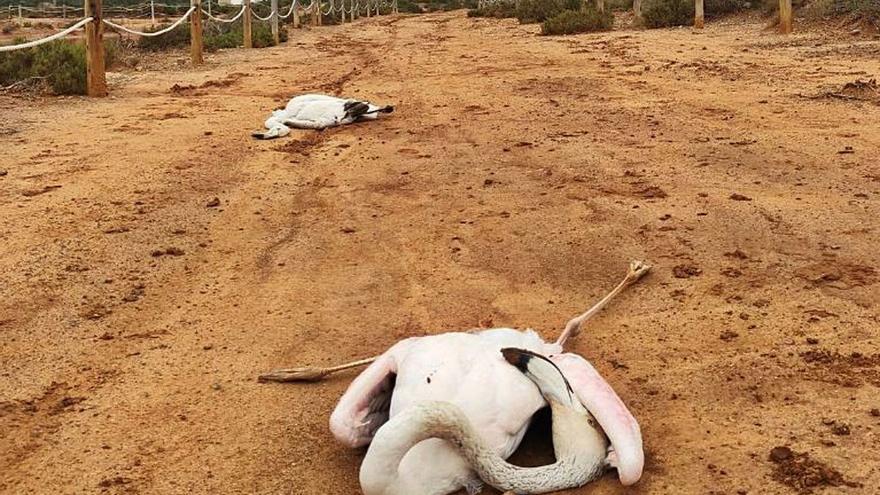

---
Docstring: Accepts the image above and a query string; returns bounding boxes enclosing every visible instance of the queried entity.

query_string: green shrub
[467,2,518,17]
[396,0,425,11]
[541,6,613,33]
[0,38,36,87]
[136,23,190,51]
[760,0,807,14]
[135,21,286,52]
[32,40,87,94]
[606,0,634,9]
[0,39,115,94]
[423,0,476,10]
[516,0,584,23]
[641,0,693,27]
[830,0,880,20]
[704,0,750,15]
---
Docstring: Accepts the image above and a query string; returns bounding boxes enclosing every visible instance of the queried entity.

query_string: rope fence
[0,15,92,51]
[203,4,246,22]
[103,5,195,36]
[0,0,400,96]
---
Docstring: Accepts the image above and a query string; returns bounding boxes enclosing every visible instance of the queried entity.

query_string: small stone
[870,408,880,417]
[203,344,213,351]
[211,383,222,391]
[0,170,7,177]
[206,197,221,208]
[806,337,819,345]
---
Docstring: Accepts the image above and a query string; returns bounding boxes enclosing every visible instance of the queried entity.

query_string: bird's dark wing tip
[501,347,534,370]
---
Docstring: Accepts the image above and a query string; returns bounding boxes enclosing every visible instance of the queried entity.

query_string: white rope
[322,0,334,15]
[0,16,93,52]
[252,9,273,21]
[202,5,246,22]
[278,0,297,19]
[103,6,195,36]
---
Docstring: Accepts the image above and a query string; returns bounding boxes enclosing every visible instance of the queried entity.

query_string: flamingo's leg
[258,356,377,383]
[556,260,651,348]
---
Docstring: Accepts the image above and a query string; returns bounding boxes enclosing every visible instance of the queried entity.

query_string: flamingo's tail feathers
[501,348,580,410]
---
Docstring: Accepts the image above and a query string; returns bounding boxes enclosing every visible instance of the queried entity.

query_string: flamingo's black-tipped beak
[380,105,394,113]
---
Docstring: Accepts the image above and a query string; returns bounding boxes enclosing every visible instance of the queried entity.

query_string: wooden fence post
[633,0,640,18]
[779,0,792,33]
[84,0,107,97]
[293,1,300,27]
[596,0,604,14]
[341,0,346,22]
[191,0,203,64]
[271,0,279,44]
[243,0,253,48]
[695,0,704,28]
[393,0,397,14]
[366,0,371,17]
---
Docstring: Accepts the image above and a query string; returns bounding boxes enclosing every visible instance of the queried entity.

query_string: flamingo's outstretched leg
[556,260,651,348]
[258,356,377,383]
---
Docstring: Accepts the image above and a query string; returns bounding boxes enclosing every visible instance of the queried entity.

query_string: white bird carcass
[252,94,394,139]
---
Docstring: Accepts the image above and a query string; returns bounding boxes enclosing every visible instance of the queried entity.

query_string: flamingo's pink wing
[551,353,644,486]
[329,340,410,448]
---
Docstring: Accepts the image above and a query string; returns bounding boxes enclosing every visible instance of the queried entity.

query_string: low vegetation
[0,39,116,94]
[829,0,880,21]
[516,0,585,22]
[468,0,612,34]
[135,21,287,52]
[640,0,694,27]
[541,6,613,34]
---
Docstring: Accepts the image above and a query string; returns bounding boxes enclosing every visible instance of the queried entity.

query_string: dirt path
[2,11,879,495]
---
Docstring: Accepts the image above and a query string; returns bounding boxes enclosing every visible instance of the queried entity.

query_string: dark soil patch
[768,446,860,494]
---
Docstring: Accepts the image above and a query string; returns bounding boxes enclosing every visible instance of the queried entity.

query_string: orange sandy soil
[2,11,879,495]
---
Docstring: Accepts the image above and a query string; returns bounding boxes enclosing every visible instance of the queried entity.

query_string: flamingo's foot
[626,260,652,284]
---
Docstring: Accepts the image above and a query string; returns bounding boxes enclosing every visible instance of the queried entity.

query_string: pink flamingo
[261,261,650,495]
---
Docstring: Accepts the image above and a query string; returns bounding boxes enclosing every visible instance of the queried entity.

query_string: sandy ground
[2,11,880,495]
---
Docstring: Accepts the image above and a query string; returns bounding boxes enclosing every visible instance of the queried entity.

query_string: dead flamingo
[261,261,651,495]
[252,94,394,139]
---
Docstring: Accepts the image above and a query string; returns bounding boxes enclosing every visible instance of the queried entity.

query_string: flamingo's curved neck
[359,401,605,495]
